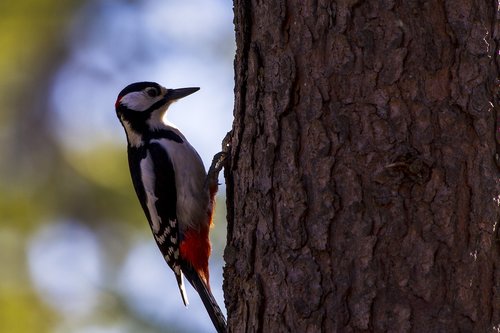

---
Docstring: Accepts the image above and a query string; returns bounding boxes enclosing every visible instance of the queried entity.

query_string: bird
[115,81,227,333]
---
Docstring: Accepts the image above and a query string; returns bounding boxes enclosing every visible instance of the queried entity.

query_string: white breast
[152,136,209,232]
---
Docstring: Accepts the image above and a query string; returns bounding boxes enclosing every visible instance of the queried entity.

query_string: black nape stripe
[149,130,183,143]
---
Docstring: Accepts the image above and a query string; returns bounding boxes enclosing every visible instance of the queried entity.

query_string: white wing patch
[150,137,209,232]
[140,152,161,233]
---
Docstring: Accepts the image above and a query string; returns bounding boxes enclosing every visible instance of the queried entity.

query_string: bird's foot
[205,151,227,193]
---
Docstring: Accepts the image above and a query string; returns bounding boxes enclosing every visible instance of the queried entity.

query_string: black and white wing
[127,142,189,305]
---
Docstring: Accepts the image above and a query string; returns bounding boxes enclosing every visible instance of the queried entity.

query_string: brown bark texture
[224,1,500,332]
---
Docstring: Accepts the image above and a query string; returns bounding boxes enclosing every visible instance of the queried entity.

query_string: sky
[50,0,235,165]
[23,0,235,332]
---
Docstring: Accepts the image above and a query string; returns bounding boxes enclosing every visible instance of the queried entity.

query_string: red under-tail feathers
[179,182,226,333]
[179,181,218,286]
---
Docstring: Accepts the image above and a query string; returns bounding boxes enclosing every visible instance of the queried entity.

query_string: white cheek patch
[120,91,163,112]
[121,119,143,147]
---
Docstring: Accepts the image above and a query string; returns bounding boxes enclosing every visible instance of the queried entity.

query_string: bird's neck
[121,113,184,148]
[146,110,168,131]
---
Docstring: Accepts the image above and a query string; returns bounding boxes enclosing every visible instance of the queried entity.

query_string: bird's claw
[205,151,228,190]
[211,152,227,174]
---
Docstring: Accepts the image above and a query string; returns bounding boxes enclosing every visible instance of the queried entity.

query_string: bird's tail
[175,270,189,306]
[181,262,227,333]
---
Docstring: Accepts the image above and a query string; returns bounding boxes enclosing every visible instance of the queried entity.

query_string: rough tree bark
[224,1,500,332]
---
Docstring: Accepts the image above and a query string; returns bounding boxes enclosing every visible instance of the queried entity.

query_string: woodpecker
[115,81,227,333]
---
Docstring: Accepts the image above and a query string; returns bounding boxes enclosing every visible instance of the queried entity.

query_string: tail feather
[176,271,189,306]
[181,262,227,333]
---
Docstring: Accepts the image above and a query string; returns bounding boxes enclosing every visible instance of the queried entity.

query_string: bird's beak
[165,87,200,101]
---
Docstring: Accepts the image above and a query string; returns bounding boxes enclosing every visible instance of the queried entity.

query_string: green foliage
[0,1,230,332]
[0,229,56,333]
[0,290,57,333]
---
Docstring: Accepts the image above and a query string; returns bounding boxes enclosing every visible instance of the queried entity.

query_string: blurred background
[0,1,234,332]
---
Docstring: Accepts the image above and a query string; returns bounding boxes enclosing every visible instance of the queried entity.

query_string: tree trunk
[224,1,500,332]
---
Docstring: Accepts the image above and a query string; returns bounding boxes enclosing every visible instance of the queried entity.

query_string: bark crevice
[226,1,500,332]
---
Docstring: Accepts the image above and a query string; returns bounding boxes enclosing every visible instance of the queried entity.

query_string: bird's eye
[146,88,158,97]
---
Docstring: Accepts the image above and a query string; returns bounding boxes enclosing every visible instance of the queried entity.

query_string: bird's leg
[205,151,227,194]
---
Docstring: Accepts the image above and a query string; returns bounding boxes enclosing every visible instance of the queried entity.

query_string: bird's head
[115,81,199,133]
